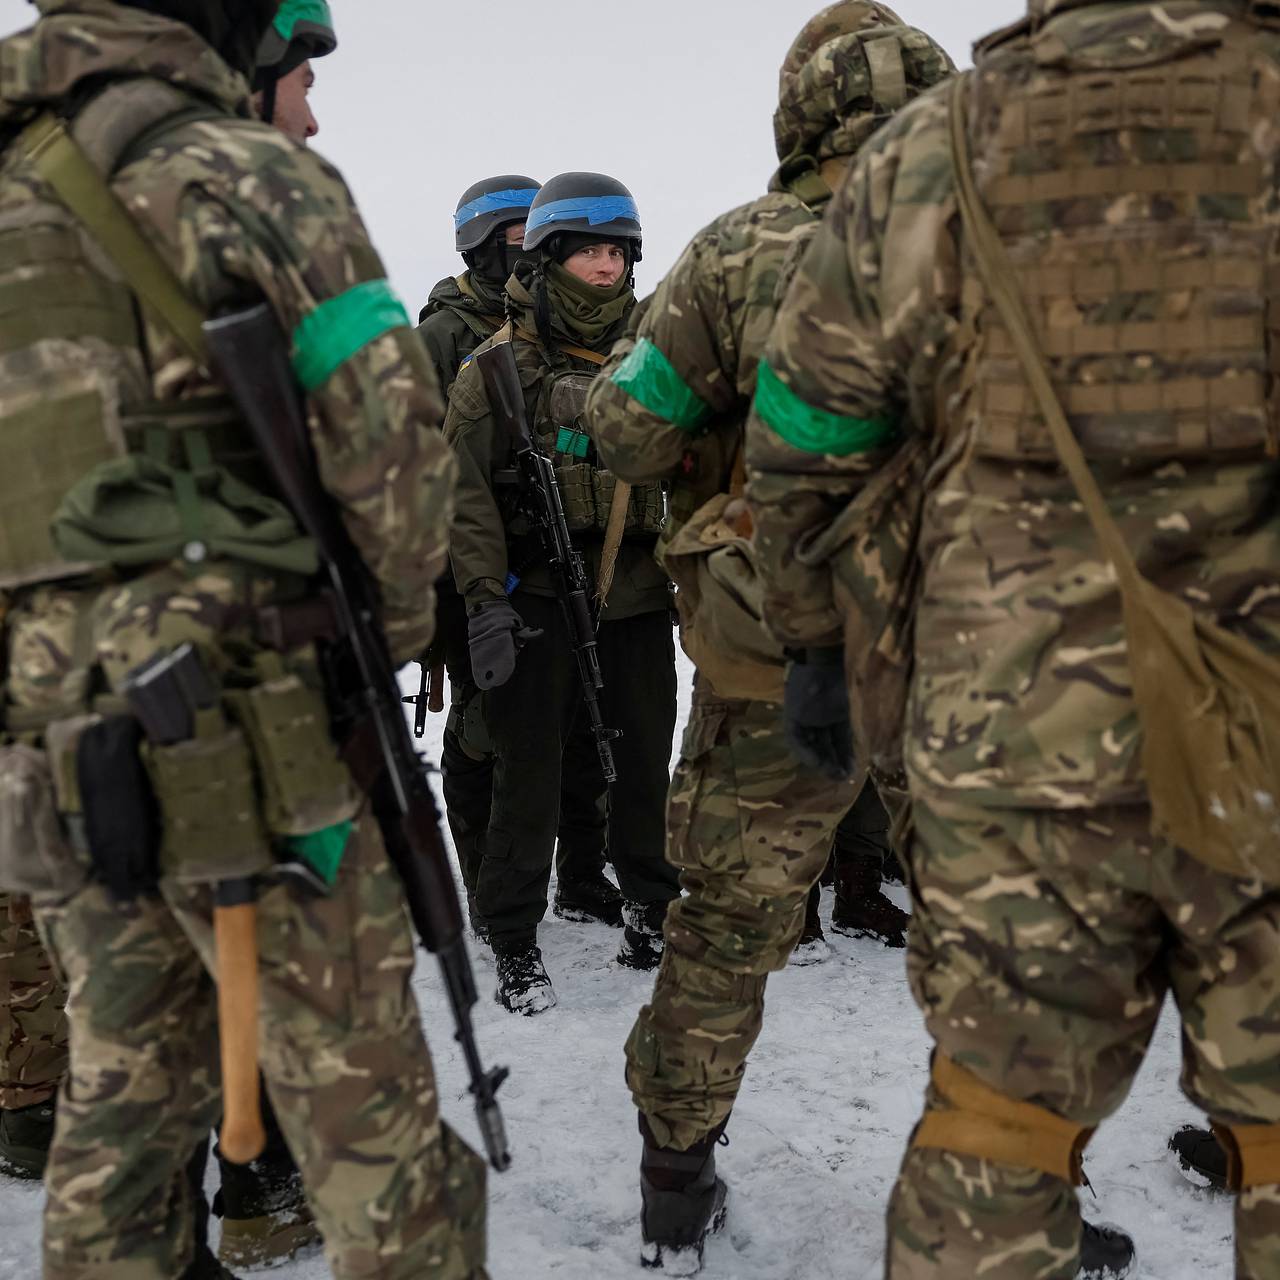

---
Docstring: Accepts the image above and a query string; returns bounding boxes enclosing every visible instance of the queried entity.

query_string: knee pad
[1211,1119,1280,1191]
[911,1054,1094,1185]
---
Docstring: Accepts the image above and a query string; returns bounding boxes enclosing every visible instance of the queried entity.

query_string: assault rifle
[204,304,511,1173]
[475,342,619,783]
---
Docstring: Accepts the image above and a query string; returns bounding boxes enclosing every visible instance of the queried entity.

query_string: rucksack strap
[17,111,209,367]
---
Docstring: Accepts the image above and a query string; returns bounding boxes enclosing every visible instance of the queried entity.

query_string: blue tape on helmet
[454,188,540,234]
[525,195,641,239]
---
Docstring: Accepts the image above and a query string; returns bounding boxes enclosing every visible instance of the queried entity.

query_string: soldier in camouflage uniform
[584,6,951,1270]
[418,178,623,936]
[747,0,1280,1276]
[0,3,487,1278]
[445,173,680,1014]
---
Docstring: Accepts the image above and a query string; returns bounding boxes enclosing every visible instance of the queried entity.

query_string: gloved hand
[783,647,854,780]
[468,600,542,690]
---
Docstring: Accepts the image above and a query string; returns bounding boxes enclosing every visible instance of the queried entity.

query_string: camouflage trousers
[887,789,1280,1280]
[10,567,488,1280]
[625,686,855,1150]
[0,890,68,1109]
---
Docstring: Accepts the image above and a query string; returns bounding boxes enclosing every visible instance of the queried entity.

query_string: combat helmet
[255,0,337,122]
[774,1,955,170]
[455,176,542,254]
[524,172,643,265]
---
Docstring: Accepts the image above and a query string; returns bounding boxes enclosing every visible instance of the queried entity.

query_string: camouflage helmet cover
[774,1,955,168]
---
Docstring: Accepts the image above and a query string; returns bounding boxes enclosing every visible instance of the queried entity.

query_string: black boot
[185,1136,239,1280]
[617,901,668,972]
[493,941,557,1015]
[790,883,831,967]
[1079,1220,1136,1279]
[639,1116,728,1275]
[1169,1124,1228,1191]
[554,859,623,928]
[832,851,908,947]
[214,1090,318,1268]
[0,1097,56,1180]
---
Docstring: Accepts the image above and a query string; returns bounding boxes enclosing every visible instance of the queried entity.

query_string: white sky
[2,0,1022,307]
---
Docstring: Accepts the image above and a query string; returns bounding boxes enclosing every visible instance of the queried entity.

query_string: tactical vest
[961,19,1279,466]
[537,362,665,539]
[0,80,305,592]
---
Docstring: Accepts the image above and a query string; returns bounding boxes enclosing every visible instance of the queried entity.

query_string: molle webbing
[1213,1121,1280,1191]
[19,112,209,367]
[965,37,1276,462]
[911,1055,1093,1185]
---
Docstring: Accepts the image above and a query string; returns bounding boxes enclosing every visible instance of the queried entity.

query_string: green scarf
[543,263,633,350]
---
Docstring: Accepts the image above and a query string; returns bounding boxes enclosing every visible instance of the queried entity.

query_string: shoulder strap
[17,111,209,367]
[947,75,1142,595]
[510,320,607,366]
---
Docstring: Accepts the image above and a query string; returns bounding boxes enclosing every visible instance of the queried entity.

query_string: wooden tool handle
[214,901,266,1165]
[428,662,446,714]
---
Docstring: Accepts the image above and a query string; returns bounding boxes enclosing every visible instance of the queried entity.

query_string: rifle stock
[475,341,619,783]
[204,303,511,1173]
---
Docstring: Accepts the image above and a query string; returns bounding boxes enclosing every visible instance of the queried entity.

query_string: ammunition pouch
[910,1054,1094,1185]
[1212,1120,1280,1191]
[223,668,361,839]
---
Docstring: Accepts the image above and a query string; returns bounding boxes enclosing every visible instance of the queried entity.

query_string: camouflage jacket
[0,0,452,664]
[747,0,1280,807]
[586,5,952,599]
[417,271,506,399]
[443,278,669,624]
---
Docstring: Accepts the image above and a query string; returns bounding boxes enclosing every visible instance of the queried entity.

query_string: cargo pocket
[474,829,513,919]
[665,703,728,875]
[0,742,88,899]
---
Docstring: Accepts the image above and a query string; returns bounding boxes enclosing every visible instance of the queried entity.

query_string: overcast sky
[2,0,1021,307]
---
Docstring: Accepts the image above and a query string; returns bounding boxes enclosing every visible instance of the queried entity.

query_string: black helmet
[112,1,279,79]
[523,172,643,264]
[255,0,337,87]
[454,176,542,254]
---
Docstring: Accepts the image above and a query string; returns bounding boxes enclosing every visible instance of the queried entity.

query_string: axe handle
[214,900,266,1165]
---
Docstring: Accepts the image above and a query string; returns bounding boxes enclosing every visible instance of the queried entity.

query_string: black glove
[468,600,542,691]
[783,647,854,780]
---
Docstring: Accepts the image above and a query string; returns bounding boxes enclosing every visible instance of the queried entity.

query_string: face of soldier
[253,61,319,146]
[504,223,527,247]
[562,241,628,289]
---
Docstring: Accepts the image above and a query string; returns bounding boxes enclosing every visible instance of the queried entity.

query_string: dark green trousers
[478,594,680,949]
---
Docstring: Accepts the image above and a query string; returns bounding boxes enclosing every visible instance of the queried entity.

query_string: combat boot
[789,883,831,967]
[0,1097,55,1180]
[493,941,557,1015]
[617,900,668,971]
[553,865,624,928]
[1168,1124,1228,1191]
[1079,1220,1136,1279]
[182,1249,240,1280]
[831,851,908,948]
[639,1115,728,1275]
[214,1146,319,1268]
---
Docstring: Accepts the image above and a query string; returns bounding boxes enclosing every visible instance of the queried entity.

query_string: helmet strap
[260,70,280,127]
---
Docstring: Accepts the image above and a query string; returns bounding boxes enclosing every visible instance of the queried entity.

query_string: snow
[0,655,1235,1279]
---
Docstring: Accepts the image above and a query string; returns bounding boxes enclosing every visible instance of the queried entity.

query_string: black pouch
[78,715,161,899]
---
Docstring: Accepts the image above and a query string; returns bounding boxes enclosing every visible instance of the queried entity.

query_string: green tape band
[753,359,897,456]
[285,818,352,889]
[291,279,409,391]
[611,337,711,432]
[274,0,333,40]
[555,427,591,459]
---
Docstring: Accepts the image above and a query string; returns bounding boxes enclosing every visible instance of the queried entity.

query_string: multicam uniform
[0,4,485,1278]
[586,1,953,1152]
[0,890,67,1114]
[747,1,1280,1275]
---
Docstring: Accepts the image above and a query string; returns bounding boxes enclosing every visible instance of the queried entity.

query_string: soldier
[418,178,623,936]
[0,891,67,1179]
[445,172,680,1014]
[747,0,1280,1276]
[0,3,487,1279]
[584,7,950,1269]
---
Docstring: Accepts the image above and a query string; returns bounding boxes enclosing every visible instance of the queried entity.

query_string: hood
[422,272,503,321]
[773,1,955,170]
[2,0,262,127]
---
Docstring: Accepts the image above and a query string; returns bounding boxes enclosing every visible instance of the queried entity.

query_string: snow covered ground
[0,656,1236,1279]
